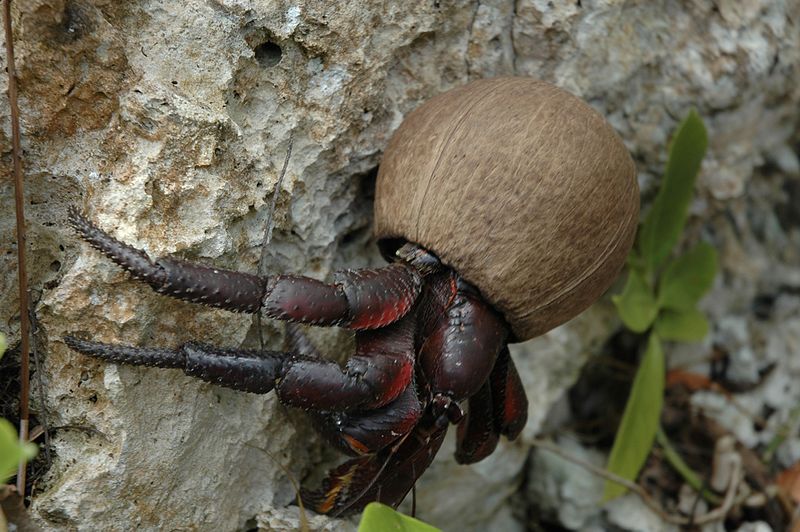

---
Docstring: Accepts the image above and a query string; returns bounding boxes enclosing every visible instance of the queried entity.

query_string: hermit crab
[64,77,638,515]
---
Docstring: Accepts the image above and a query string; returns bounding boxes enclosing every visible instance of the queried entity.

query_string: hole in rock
[254,41,283,68]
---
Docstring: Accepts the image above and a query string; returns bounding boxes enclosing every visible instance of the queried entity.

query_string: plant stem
[655,426,722,505]
[2,0,31,495]
[531,437,739,526]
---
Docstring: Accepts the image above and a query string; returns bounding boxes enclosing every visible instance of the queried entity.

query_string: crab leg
[301,410,448,516]
[488,347,528,440]
[454,378,499,464]
[65,313,416,411]
[454,346,527,464]
[63,337,282,393]
[278,322,422,455]
[68,208,421,329]
[454,347,527,464]
[310,383,423,456]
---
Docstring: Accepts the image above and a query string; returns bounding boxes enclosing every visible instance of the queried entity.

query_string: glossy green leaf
[0,332,5,361]
[612,270,658,333]
[358,503,441,532]
[639,110,708,271]
[0,418,37,483]
[604,333,665,500]
[657,242,717,311]
[654,308,709,342]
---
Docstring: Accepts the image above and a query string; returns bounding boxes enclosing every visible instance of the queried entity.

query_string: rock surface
[0,0,798,530]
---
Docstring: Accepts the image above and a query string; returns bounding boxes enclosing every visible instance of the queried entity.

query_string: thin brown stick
[2,0,31,495]
[258,132,294,279]
[530,438,741,526]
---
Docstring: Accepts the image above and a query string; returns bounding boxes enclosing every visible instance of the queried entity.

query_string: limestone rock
[0,0,798,530]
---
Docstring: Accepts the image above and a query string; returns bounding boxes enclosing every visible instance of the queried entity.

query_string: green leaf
[604,333,665,500]
[638,110,708,271]
[612,270,658,333]
[0,418,37,483]
[358,503,441,532]
[654,308,709,342]
[0,332,5,361]
[657,242,717,311]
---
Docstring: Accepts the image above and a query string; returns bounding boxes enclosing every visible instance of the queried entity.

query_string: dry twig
[256,133,294,352]
[2,0,31,494]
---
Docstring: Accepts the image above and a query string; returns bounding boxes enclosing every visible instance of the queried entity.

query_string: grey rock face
[1,0,798,530]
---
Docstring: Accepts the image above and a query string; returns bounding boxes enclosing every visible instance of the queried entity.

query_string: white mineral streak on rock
[283,6,302,36]
[0,0,797,530]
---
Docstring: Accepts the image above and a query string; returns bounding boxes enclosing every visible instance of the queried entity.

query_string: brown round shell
[374,77,639,341]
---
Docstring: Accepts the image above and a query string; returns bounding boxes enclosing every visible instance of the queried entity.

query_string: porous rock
[0,0,798,530]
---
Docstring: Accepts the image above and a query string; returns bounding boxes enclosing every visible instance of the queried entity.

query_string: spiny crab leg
[64,336,283,394]
[67,207,266,312]
[67,208,423,329]
[65,311,417,412]
[65,334,424,459]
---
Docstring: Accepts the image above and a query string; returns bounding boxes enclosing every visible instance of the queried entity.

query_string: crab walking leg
[489,347,528,440]
[281,321,422,455]
[64,314,417,411]
[67,208,422,329]
[67,207,265,313]
[63,337,283,394]
[302,411,448,516]
[454,378,500,464]
[310,383,423,456]
[278,314,417,410]
[453,347,529,464]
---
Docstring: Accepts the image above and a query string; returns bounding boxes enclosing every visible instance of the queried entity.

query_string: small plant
[0,334,37,484]
[358,503,441,532]
[605,110,715,500]
[0,419,36,485]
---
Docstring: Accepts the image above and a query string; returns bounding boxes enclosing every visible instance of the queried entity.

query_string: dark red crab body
[64,77,638,516]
